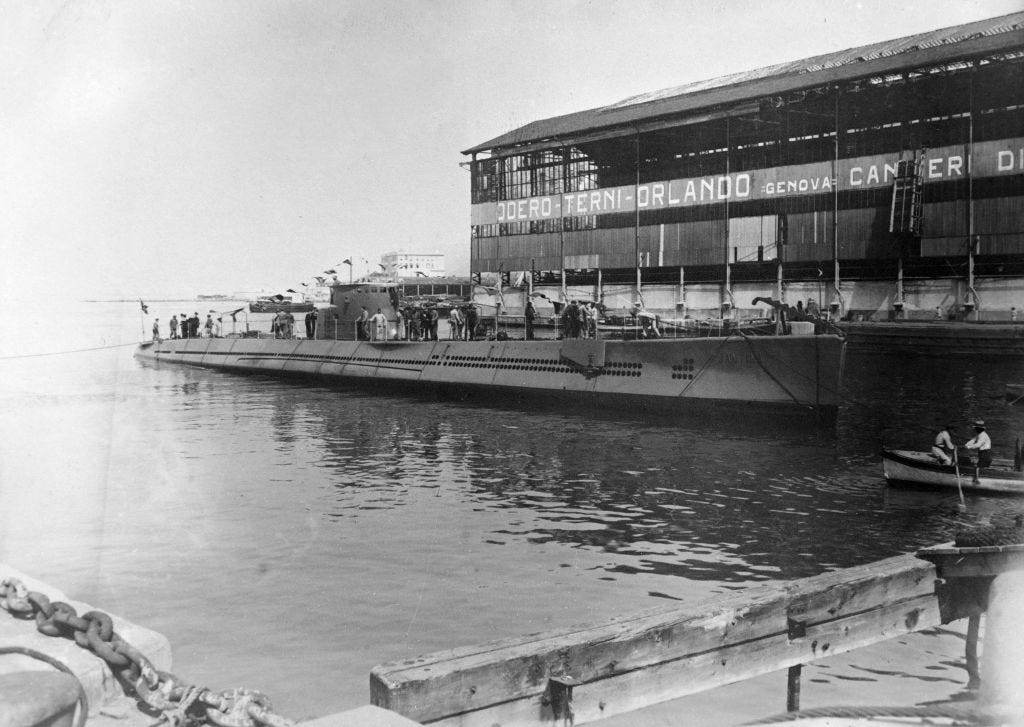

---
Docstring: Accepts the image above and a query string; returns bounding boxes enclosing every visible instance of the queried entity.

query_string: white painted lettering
[866,166,879,185]
[652,183,665,207]
[717,177,731,198]
[701,178,714,200]
[736,174,750,197]
[668,181,680,204]
[637,185,649,208]
[947,156,963,177]
[998,150,1014,171]
[928,158,943,179]
[850,167,863,186]
[684,181,697,202]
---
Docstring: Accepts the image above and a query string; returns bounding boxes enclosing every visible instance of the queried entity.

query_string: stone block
[0,563,172,720]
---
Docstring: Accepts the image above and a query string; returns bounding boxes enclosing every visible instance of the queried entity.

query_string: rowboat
[881,448,1024,495]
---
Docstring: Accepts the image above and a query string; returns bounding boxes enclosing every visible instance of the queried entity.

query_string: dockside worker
[357,306,369,340]
[448,305,463,340]
[169,315,178,339]
[370,307,388,341]
[426,305,439,340]
[152,318,160,342]
[524,300,536,341]
[931,424,955,466]
[464,303,478,341]
[305,308,317,339]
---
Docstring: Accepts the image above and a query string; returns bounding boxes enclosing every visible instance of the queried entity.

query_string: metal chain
[1,578,295,727]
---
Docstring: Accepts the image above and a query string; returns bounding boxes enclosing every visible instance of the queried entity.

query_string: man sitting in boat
[931,424,956,466]
[964,420,993,469]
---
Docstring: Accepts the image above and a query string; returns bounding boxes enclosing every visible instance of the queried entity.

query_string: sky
[2,0,1020,301]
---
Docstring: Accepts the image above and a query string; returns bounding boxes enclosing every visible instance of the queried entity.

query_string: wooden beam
[371,554,943,726]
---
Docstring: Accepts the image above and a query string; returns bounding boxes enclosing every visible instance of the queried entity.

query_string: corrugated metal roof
[464,12,1024,155]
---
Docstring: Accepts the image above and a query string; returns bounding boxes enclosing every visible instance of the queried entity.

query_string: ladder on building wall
[889,155,924,237]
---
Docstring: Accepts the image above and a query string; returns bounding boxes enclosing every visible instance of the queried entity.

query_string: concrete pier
[0,563,172,726]
[0,563,422,727]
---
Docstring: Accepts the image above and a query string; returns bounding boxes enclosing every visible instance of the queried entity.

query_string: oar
[953,448,965,507]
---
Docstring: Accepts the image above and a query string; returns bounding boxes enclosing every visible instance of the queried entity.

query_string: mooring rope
[0,645,88,727]
[0,341,140,361]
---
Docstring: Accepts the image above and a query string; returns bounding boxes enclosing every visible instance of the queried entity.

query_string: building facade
[463,14,1024,319]
[381,251,446,278]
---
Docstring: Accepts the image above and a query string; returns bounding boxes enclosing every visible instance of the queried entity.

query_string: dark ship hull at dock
[136,282,845,421]
[135,335,843,421]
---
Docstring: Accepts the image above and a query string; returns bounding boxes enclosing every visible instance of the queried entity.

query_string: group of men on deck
[559,300,601,339]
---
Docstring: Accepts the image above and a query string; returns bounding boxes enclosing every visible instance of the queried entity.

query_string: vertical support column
[832,84,844,319]
[966,62,977,320]
[966,612,981,690]
[786,665,802,712]
[635,130,642,303]
[679,265,685,316]
[786,615,807,713]
[560,147,567,304]
[896,257,905,319]
[980,571,1024,712]
[724,116,732,310]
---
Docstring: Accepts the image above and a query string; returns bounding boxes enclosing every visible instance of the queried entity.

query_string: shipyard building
[463,14,1024,320]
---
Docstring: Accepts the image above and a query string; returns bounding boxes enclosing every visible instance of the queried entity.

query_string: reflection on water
[1,304,1023,720]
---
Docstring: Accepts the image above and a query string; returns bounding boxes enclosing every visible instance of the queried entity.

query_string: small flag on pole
[324,269,337,274]
[415,271,428,278]
[286,288,298,293]
[140,300,148,314]
[342,259,352,266]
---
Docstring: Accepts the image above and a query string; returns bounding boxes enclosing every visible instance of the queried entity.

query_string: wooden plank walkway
[371,553,952,726]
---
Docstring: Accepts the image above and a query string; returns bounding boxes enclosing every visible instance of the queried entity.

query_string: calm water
[1,301,1023,721]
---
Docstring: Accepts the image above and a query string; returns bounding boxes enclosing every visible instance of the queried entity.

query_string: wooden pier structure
[371,550,995,726]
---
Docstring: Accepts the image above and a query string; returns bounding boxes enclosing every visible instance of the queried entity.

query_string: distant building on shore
[382,251,446,278]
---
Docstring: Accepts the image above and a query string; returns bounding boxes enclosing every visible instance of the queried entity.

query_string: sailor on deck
[633,303,660,338]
